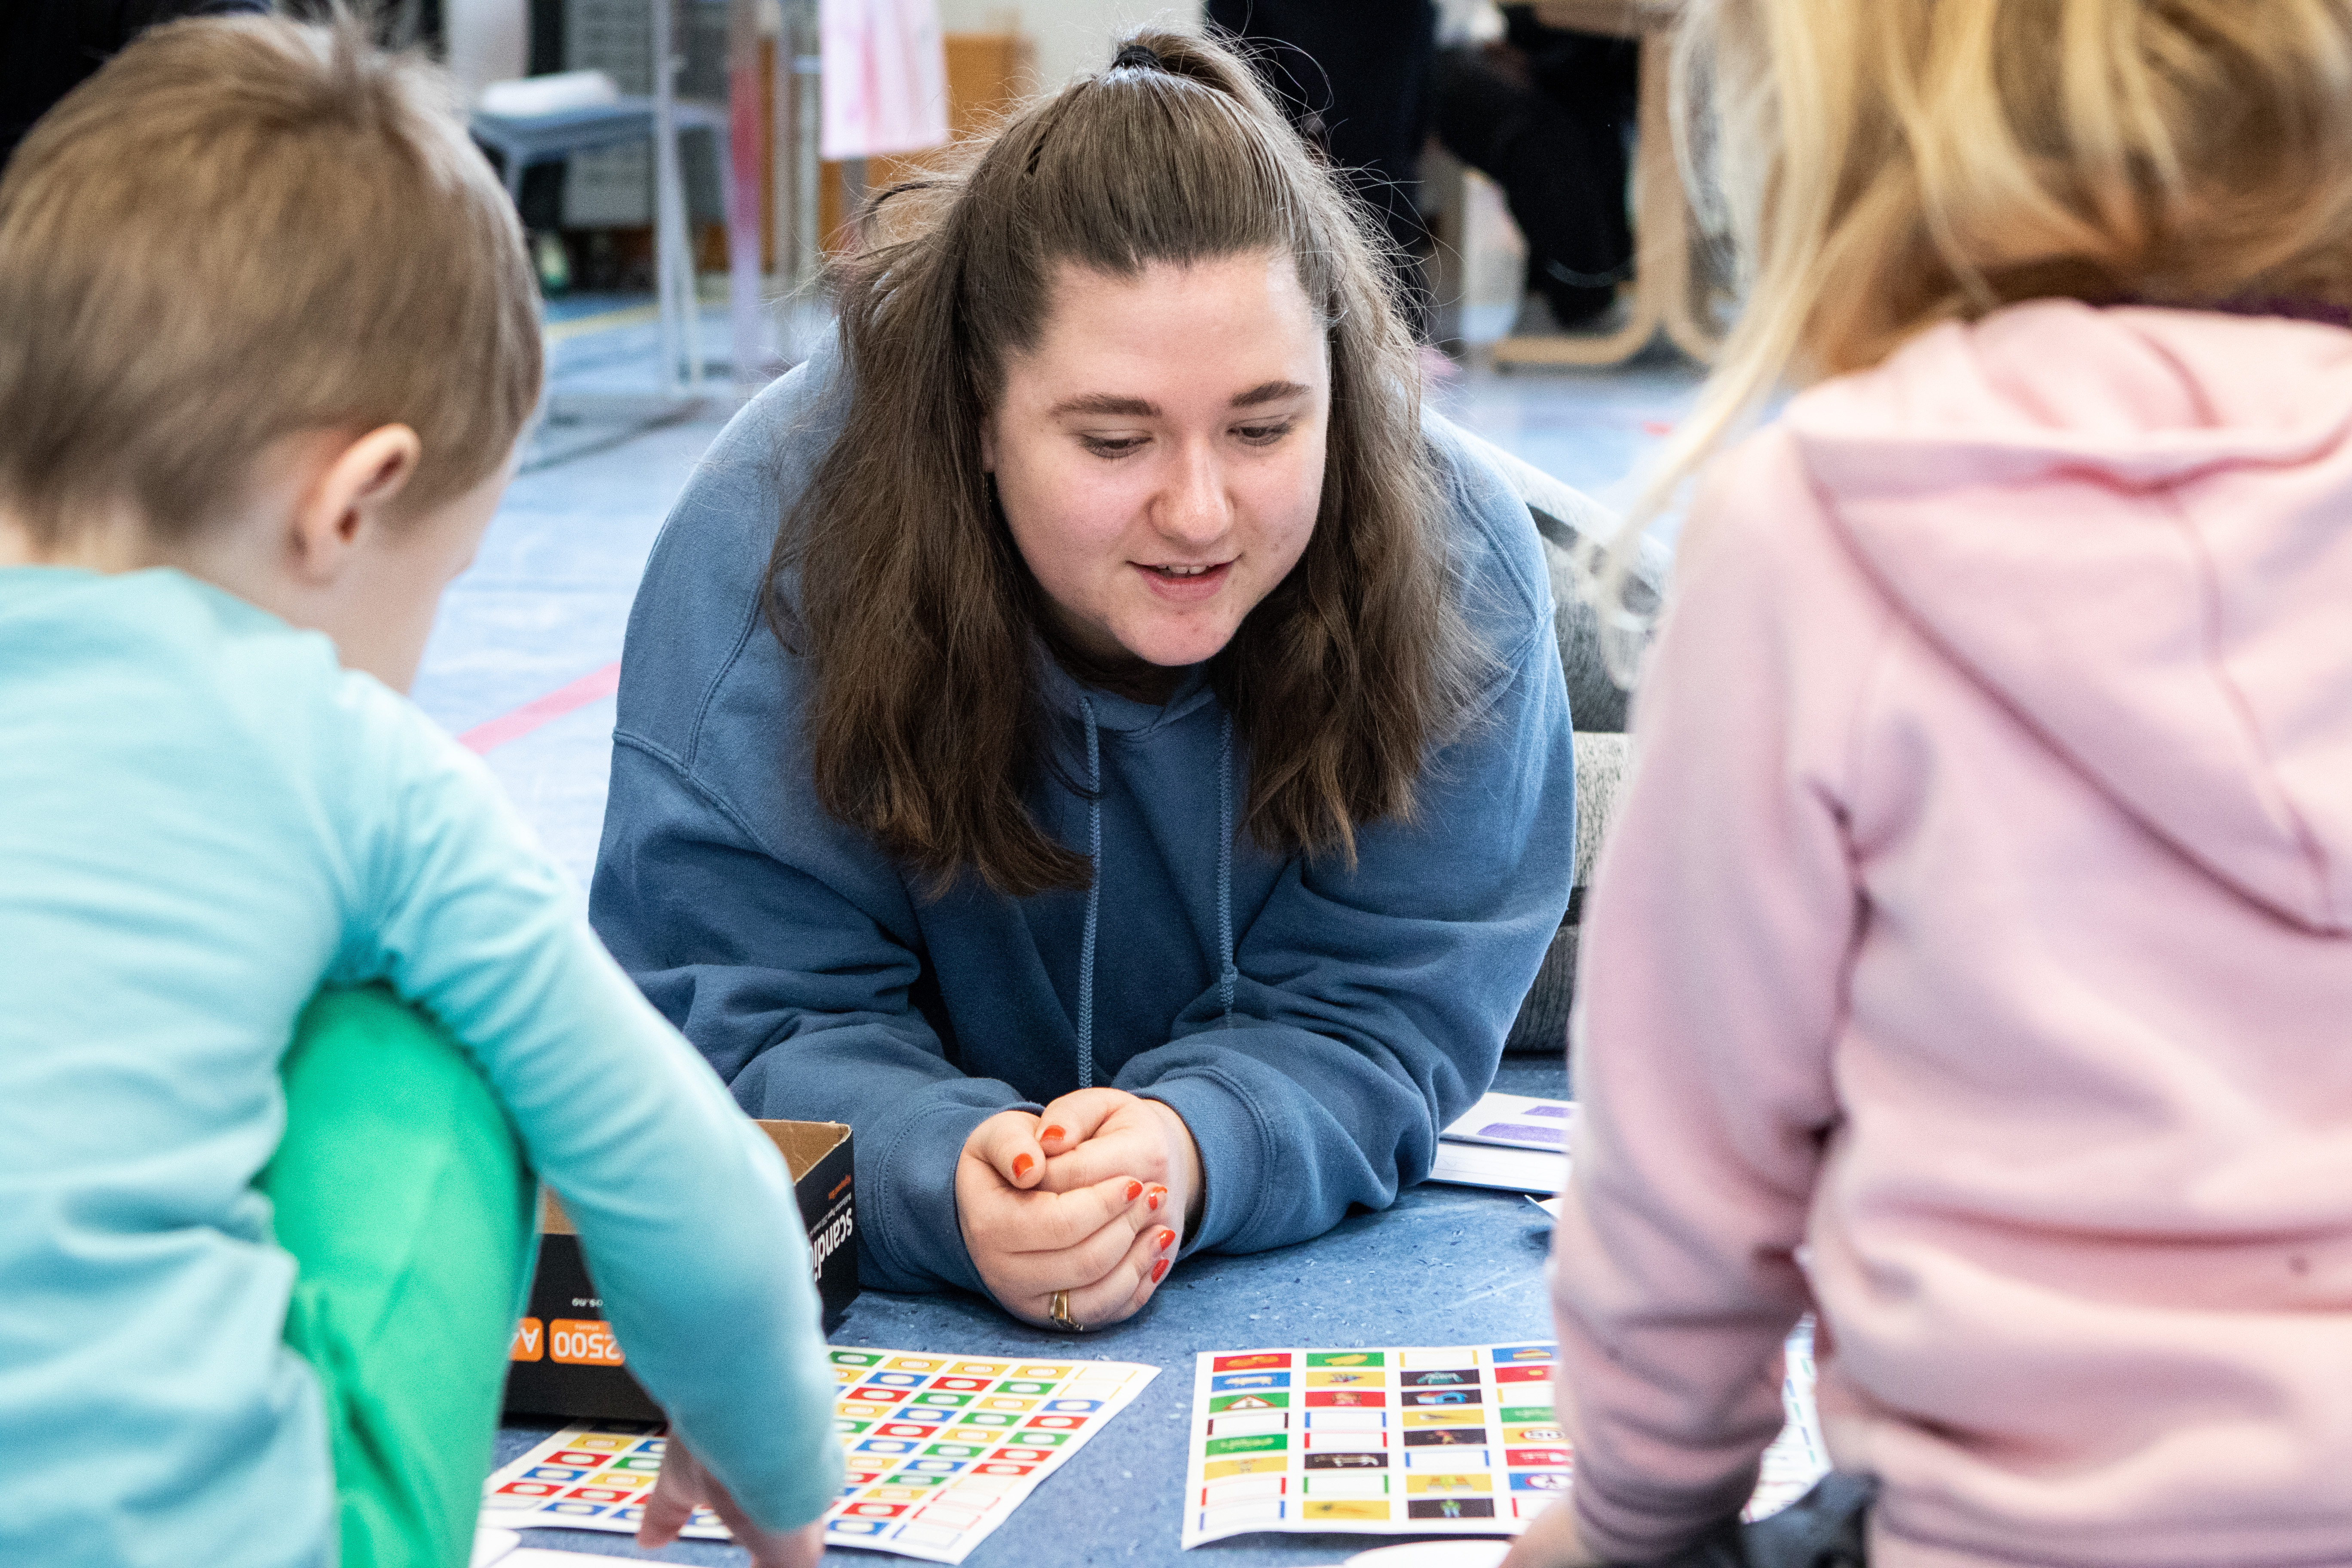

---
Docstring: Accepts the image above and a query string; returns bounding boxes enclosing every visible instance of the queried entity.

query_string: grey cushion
[1449,425,1666,741]
[1446,428,1663,1058]
[1503,732,1629,1055]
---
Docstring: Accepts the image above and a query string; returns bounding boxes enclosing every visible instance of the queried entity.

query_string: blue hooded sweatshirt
[589,342,1576,1298]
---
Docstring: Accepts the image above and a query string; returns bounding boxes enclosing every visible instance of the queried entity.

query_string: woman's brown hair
[771,28,1479,897]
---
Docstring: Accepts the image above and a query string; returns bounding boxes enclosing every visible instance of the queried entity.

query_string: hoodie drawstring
[1076,694,1102,1090]
[1216,711,1237,1026]
[1070,699,1239,1089]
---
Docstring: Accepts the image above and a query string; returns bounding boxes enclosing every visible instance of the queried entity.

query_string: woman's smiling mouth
[1136,559,1235,598]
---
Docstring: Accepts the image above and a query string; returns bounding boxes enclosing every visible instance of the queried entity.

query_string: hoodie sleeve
[1549,430,1884,1561]
[585,361,1032,1299]
[334,683,842,1535]
[1116,421,1579,1259]
[592,732,1031,1298]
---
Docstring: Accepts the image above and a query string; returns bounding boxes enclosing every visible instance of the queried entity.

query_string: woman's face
[983,250,1329,674]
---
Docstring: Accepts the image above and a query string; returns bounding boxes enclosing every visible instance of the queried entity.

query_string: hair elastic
[1111,43,1164,72]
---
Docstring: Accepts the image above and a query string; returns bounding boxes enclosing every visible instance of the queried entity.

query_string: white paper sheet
[1344,1544,1513,1568]
[1428,1141,1565,1194]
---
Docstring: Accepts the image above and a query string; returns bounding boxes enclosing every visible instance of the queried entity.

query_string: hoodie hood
[1785,300,2352,932]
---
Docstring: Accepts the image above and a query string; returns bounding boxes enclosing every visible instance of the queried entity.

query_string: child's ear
[287,425,422,582]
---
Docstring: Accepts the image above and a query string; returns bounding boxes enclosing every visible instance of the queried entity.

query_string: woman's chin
[1113,619,1239,671]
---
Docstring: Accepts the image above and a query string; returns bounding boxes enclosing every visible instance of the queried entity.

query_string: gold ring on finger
[1048,1289,1085,1332]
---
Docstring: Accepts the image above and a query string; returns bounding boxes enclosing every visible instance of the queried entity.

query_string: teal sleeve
[333,679,842,1531]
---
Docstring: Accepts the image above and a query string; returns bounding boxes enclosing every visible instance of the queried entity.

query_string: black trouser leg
[1205,0,1438,338]
[1431,31,1635,328]
[1626,1474,1877,1568]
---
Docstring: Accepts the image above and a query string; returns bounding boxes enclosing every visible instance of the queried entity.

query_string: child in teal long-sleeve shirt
[0,14,845,1567]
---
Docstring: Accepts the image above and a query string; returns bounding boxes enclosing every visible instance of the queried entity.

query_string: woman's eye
[1234,422,1293,446]
[1080,435,1148,458]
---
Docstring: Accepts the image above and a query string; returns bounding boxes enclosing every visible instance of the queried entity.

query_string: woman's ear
[286,424,422,584]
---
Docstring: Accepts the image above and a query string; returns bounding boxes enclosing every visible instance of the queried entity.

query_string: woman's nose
[1155,442,1231,544]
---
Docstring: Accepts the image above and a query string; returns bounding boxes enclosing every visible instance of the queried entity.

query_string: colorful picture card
[480,1347,1158,1565]
[1179,1337,1825,1548]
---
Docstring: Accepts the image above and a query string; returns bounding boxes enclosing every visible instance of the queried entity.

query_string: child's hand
[1499,1497,1604,1568]
[957,1109,1172,1328]
[638,1436,827,1568]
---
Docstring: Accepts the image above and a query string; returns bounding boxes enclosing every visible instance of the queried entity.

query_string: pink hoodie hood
[1784,300,2352,933]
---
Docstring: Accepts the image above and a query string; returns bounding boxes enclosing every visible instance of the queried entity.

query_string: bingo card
[481,1347,1158,1564]
[1179,1335,1825,1547]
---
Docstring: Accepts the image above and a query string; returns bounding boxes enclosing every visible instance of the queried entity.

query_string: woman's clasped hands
[956,1087,1204,1331]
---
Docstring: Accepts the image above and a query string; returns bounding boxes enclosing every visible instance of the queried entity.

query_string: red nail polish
[1156,1228,1176,1252]
[1013,1153,1034,1179]
[1042,1124,1066,1142]
[1151,1258,1170,1283]
[1147,1185,1166,1212]
[1124,1180,1144,1202]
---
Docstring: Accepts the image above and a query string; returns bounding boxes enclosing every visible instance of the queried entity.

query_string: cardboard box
[503,1119,857,1422]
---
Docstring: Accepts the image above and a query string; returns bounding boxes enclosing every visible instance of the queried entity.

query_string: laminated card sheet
[1427,1096,1576,1193]
[1426,1142,1564,1194]
[1440,1094,1578,1155]
[1179,1337,1826,1548]
[481,1348,1158,1564]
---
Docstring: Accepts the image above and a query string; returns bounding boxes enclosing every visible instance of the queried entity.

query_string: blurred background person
[1205,0,1441,338]
[1434,4,1637,333]
[2,0,270,171]
[1209,1,1641,341]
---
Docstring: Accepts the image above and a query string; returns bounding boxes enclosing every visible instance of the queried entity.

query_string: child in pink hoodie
[1508,6,2352,1568]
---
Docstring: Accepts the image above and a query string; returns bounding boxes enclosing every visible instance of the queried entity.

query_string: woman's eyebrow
[1232,380,1311,408]
[1043,381,1313,419]
[1047,393,1158,417]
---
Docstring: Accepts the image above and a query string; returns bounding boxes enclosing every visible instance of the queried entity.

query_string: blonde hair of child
[1594,0,2352,681]
[0,10,542,545]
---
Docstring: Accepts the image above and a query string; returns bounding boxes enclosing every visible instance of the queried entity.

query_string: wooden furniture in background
[1528,0,1684,26]
[1494,0,1722,369]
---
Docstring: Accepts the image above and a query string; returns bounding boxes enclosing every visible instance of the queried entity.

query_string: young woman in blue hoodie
[590,30,1577,1330]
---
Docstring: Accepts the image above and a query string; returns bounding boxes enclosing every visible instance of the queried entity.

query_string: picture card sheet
[1179,1335,1826,1547]
[481,1347,1158,1564]
[1429,1094,1576,1194]
[1442,1094,1576,1155]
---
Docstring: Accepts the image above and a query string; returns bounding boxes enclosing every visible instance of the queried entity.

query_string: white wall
[446,0,1181,111]
[442,0,529,99]
[934,0,1200,100]
[445,0,1190,106]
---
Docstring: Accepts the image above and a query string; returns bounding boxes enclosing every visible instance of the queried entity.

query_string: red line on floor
[458,662,623,755]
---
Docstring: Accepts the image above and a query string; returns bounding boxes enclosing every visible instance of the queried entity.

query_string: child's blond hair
[1598,0,2352,675]
[0,10,542,544]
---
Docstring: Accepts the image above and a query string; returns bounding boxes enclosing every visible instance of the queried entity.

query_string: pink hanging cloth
[819,0,950,161]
